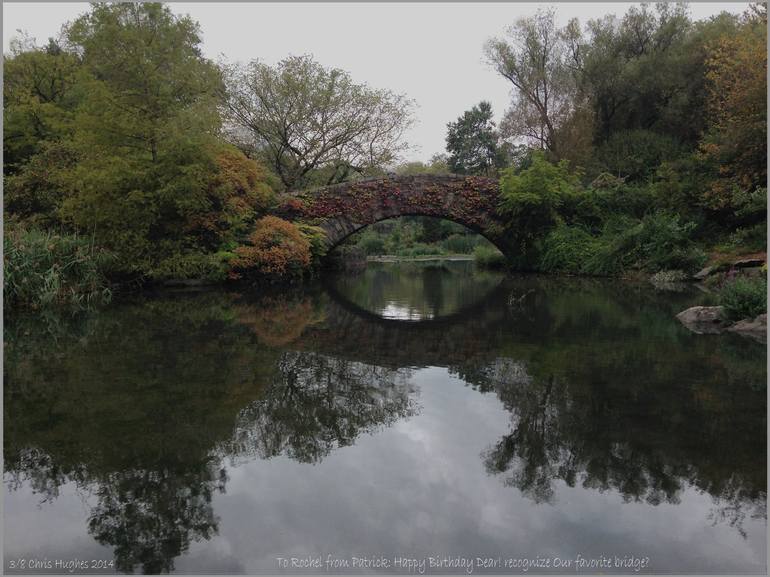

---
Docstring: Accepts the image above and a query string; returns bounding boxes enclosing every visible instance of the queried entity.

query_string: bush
[718,276,767,320]
[579,212,706,276]
[230,216,311,280]
[3,142,79,227]
[396,243,445,257]
[296,224,329,263]
[733,187,767,223]
[630,212,707,273]
[539,226,600,274]
[585,181,658,222]
[473,244,506,269]
[580,220,631,276]
[441,233,478,254]
[4,224,113,309]
[189,146,275,251]
[356,229,387,255]
[727,223,767,253]
[649,270,689,283]
[149,252,234,282]
[499,151,583,248]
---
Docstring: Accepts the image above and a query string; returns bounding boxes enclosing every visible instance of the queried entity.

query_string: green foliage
[596,129,684,182]
[581,213,707,276]
[4,224,113,309]
[718,276,767,320]
[537,213,707,277]
[395,154,450,175]
[473,244,507,269]
[441,234,479,254]
[733,187,768,223]
[499,151,583,253]
[3,141,79,226]
[3,5,278,284]
[296,224,329,263]
[356,229,387,255]
[395,243,446,258]
[582,4,703,144]
[342,217,487,258]
[727,223,767,253]
[445,101,506,175]
[149,252,235,282]
[628,212,708,273]
[3,37,81,174]
[53,4,231,275]
[64,3,222,162]
[539,226,600,274]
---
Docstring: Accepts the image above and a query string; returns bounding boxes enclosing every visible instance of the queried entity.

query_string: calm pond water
[4,261,767,574]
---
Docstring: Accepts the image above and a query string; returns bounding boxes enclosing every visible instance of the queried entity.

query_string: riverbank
[366,254,475,263]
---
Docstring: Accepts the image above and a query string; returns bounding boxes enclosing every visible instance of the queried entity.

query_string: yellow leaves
[700,18,767,204]
[210,147,274,210]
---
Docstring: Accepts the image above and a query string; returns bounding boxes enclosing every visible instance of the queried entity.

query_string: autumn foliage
[231,216,312,280]
[186,147,276,251]
[700,8,767,212]
[235,296,319,347]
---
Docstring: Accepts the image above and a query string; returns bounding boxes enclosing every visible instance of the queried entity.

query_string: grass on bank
[4,224,113,310]
[717,276,767,320]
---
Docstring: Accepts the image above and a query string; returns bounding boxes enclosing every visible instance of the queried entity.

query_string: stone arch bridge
[272,174,514,257]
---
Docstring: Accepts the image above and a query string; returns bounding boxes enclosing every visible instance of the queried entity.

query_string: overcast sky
[2,2,750,162]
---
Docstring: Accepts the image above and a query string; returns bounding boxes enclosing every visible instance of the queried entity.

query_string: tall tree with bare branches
[222,55,414,191]
[484,9,581,155]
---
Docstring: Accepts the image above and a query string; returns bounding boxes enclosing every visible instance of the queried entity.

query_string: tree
[581,4,697,143]
[445,101,506,175]
[3,36,82,174]
[64,3,222,163]
[498,151,582,257]
[222,54,415,191]
[394,153,450,175]
[485,9,580,154]
[699,5,767,213]
[48,3,270,277]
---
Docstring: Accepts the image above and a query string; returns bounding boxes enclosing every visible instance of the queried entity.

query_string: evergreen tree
[445,101,505,176]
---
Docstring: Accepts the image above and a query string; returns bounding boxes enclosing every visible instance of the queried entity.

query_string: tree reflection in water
[228,351,416,464]
[4,272,766,572]
[4,291,417,573]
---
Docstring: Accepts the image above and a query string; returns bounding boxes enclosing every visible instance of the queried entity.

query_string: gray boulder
[693,266,717,280]
[727,313,767,343]
[676,306,730,334]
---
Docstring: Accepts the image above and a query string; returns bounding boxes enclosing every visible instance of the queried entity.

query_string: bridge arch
[272,174,516,258]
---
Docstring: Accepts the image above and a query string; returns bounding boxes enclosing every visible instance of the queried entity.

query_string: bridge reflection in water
[4,263,766,573]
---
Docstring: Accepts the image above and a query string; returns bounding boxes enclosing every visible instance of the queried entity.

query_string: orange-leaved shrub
[186,147,276,251]
[231,216,311,280]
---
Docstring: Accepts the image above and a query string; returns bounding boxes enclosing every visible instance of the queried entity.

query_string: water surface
[4,261,766,574]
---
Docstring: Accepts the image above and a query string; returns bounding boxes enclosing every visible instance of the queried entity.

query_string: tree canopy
[222,54,415,191]
[445,101,506,176]
[4,3,275,281]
